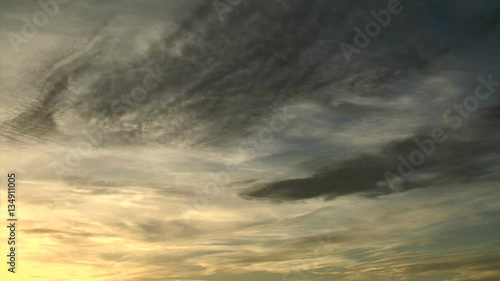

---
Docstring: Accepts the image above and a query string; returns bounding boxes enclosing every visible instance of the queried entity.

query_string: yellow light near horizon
[0,259,113,281]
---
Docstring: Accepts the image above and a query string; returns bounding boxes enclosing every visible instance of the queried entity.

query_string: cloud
[1,1,499,280]
[3,0,498,149]
[242,104,500,201]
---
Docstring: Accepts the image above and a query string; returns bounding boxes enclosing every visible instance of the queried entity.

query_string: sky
[0,0,499,280]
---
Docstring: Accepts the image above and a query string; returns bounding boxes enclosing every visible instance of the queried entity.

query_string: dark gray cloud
[3,0,499,148]
[242,104,500,201]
